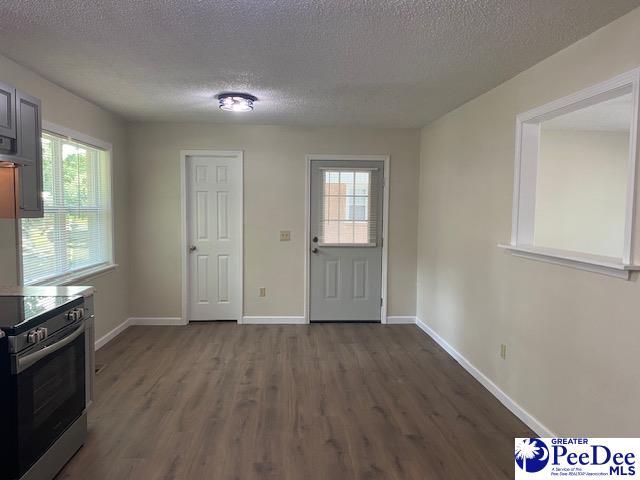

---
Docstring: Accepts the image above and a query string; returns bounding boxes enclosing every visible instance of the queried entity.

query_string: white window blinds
[21,131,113,285]
[319,168,379,246]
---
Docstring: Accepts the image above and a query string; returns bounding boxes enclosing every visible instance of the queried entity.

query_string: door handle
[189,245,197,252]
[312,247,319,254]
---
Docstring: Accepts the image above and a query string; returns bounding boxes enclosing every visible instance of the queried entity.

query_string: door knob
[189,245,197,252]
[312,247,319,254]
[312,236,318,243]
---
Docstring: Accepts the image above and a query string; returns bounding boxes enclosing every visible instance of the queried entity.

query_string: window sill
[497,244,640,280]
[31,263,119,287]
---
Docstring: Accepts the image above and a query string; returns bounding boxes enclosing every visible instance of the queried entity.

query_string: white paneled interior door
[186,152,242,321]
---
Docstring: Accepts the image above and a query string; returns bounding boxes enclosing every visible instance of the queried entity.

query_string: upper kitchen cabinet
[15,91,43,217]
[0,81,43,219]
[0,81,16,139]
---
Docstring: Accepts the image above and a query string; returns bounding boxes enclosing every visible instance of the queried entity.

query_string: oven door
[12,322,86,477]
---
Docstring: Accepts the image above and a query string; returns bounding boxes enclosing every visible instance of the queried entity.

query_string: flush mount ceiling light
[217,93,256,112]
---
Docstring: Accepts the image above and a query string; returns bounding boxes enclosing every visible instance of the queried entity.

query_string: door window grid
[320,170,375,245]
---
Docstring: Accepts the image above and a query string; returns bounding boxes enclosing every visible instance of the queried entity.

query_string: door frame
[180,150,244,324]
[304,154,390,324]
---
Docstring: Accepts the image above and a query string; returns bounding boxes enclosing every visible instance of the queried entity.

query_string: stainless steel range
[0,295,87,480]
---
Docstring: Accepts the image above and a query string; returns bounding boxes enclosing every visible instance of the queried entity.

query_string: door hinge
[380,298,384,307]
[380,237,383,247]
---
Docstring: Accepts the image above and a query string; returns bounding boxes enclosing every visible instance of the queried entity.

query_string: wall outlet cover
[280,231,291,241]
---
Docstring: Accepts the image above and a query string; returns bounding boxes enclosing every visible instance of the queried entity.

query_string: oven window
[32,344,79,428]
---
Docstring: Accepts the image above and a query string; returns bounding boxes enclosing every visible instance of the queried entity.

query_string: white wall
[535,129,629,258]
[417,6,640,436]
[127,123,419,319]
[0,54,130,340]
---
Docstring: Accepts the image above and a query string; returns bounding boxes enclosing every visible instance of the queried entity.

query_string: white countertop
[0,285,95,297]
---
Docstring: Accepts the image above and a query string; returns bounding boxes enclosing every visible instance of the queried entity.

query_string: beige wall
[0,54,130,340]
[127,123,419,318]
[417,6,640,436]
[535,129,629,258]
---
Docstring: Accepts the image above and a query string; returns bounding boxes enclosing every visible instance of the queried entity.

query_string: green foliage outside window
[21,131,111,284]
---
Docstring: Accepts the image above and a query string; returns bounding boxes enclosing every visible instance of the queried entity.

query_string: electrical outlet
[500,344,507,360]
[259,287,266,297]
[280,231,291,241]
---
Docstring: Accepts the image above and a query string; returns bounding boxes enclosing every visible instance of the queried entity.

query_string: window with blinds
[21,131,113,285]
[320,169,378,246]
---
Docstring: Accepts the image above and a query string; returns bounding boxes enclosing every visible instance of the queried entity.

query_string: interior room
[1,2,640,479]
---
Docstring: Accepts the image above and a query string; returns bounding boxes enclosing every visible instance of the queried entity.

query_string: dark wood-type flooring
[57,323,532,479]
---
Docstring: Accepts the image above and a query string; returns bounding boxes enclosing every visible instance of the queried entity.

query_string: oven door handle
[15,323,85,374]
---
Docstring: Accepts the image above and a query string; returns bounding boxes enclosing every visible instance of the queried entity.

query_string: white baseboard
[386,316,417,324]
[95,318,131,351]
[95,317,185,351]
[129,317,186,326]
[415,317,555,437]
[241,316,306,324]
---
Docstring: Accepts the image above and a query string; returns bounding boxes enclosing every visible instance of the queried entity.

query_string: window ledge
[32,263,118,287]
[497,244,640,280]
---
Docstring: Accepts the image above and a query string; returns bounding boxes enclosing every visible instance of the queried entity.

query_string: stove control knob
[27,330,38,344]
[67,310,77,322]
[76,308,84,320]
[36,328,48,341]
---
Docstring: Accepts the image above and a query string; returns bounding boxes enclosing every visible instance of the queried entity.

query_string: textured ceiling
[0,0,638,127]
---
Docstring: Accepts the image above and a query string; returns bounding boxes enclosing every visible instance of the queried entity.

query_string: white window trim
[16,121,116,286]
[500,68,640,280]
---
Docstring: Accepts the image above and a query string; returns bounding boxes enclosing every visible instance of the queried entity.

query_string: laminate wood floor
[57,323,532,480]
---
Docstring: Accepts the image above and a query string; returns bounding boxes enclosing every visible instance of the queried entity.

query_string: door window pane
[320,169,376,245]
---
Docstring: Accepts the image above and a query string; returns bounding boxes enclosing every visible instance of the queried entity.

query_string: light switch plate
[280,231,291,241]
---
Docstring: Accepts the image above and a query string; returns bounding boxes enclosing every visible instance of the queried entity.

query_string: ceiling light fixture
[217,93,256,112]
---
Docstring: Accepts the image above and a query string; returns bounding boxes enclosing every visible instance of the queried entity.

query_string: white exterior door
[309,159,384,322]
[186,152,242,321]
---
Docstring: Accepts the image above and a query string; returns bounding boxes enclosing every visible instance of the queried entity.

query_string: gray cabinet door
[16,90,43,217]
[0,81,16,139]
